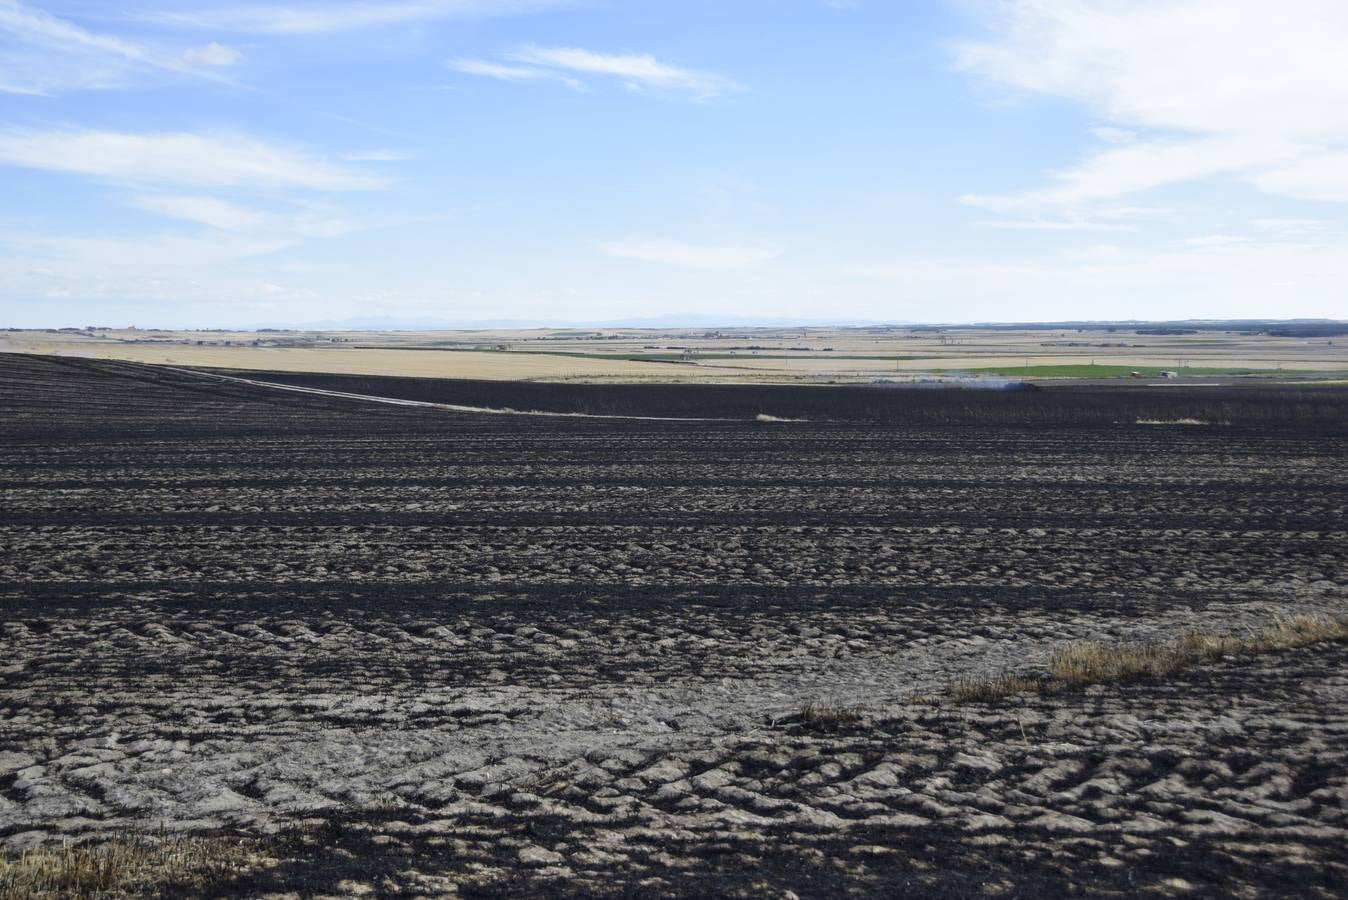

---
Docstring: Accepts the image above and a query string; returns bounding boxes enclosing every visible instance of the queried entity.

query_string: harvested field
[2,353,1346,896]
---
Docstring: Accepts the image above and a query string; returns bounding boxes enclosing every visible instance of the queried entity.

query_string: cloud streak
[513,47,737,97]
[955,0,1348,213]
[179,42,241,67]
[0,0,145,62]
[452,46,739,99]
[0,0,240,93]
[132,195,271,231]
[448,57,581,89]
[151,0,564,35]
[0,129,386,191]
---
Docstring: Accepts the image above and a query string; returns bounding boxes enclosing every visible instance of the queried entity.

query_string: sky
[2,0,1347,328]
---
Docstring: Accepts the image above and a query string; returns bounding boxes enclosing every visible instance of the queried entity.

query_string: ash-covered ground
[1,354,1346,897]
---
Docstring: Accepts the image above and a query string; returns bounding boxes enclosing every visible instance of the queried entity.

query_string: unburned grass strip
[0,835,273,899]
[949,614,1348,704]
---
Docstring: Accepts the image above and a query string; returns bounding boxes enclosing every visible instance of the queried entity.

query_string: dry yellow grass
[1048,640,1188,684]
[948,675,1043,704]
[950,614,1348,703]
[1,342,712,382]
[0,836,272,899]
[798,702,864,732]
[1183,613,1348,655]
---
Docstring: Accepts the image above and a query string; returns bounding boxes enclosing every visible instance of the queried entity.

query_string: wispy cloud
[513,47,737,97]
[1,0,146,62]
[1253,218,1332,234]
[959,135,1296,215]
[0,78,44,95]
[151,0,564,35]
[0,128,386,191]
[598,239,780,269]
[452,46,739,99]
[342,149,413,162]
[0,0,240,93]
[448,57,580,89]
[132,195,271,231]
[130,194,364,242]
[954,0,1348,214]
[1255,151,1348,204]
[178,41,241,67]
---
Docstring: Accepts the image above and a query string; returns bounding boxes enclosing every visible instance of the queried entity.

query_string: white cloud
[955,0,1348,212]
[1089,126,1135,144]
[0,128,386,191]
[1253,218,1332,233]
[1255,152,1348,204]
[452,47,737,99]
[0,1,239,92]
[1,0,146,92]
[131,194,361,241]
[448,57,580,89]
[342,149,413,162]
[956,0,1348,139]
[598,239,780,269]
[152,0,563,35]
[510,47,737,98]
[450,58,545,81]
[0,79,44,95]
[179,42,241,67]
[959,134,1296,214]
[133,195,269,231]
[0,0,146,62]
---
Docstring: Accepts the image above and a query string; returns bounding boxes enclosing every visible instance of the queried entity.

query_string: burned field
[1,353,1346,897]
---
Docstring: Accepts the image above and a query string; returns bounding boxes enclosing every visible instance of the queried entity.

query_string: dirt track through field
[1,354,1346,896]
[166,366,749,422]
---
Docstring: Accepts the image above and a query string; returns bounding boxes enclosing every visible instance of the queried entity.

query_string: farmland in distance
[5,323,1346,384]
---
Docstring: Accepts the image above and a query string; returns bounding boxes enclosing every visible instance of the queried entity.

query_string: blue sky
[2,0,1347,327]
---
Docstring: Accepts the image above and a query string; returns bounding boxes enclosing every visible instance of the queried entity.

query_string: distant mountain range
[248,314,912,330]
[243,315,1348,334]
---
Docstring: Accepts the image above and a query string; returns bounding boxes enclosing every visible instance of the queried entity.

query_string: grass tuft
[1048,640,1185,684]
[948,674,1044,703]
[798,701,863,732]
[1135,418,1213,426]
[0,835,270,899]
[950,614,1348,703]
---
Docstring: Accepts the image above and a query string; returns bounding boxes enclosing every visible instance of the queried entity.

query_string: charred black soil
[206,364,1348,426]
[1,353,1345,897]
